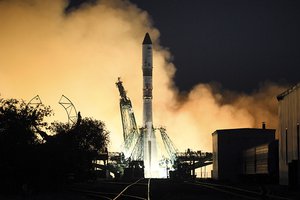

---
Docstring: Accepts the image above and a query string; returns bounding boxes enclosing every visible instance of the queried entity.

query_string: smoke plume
[0,0,286,151]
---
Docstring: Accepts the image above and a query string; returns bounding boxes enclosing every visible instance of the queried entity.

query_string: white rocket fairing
[142,33,159,178]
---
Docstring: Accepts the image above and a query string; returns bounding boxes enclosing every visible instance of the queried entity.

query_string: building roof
[277,82,300,101]
[212,128,275,136]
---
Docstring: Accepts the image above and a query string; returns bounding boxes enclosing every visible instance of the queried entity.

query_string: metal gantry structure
[116,78,140,159]
[130,128,144,161]
[158,127,178,164]
[116,78,213,179]
[116,78,177,166]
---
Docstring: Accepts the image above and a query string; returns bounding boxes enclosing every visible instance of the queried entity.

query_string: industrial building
[212,127,276,182]
[277,83,300,186]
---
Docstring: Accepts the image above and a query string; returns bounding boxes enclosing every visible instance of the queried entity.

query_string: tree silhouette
[0,98,52,193]
[48,117,110,182]
[0,98,110,194]
[0,98,52,145]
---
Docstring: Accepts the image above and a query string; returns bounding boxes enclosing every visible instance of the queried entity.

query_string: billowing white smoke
[0,0,286,152]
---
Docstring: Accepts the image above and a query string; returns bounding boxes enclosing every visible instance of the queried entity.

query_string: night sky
[69,0,300,93]
[129,0,300,93]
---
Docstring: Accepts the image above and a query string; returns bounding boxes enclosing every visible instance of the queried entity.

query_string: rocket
[142,32,153,128]
[142,33,159,178]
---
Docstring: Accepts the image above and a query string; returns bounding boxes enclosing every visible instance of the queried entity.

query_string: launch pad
[115,33,212,178]
[115,33,170,178]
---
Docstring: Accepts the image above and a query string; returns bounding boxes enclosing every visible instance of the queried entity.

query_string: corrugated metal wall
[256,144,269,174]
[212,133,218,179]
[243,144,269,174]
[278,85,300,185]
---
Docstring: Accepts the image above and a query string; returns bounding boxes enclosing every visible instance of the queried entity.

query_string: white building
[277,83,300,186]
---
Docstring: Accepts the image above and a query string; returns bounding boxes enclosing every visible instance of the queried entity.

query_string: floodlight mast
[59,95,78,125]
[27,95,50,141]
[27,95,42,107]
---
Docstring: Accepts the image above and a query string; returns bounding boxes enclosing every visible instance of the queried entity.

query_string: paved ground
[150,179,239,200]
[1,178,299,200]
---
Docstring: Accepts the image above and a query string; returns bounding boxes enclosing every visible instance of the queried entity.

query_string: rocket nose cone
[143,33,152,44]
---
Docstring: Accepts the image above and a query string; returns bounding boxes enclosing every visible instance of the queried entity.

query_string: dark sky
[71,0,300,93]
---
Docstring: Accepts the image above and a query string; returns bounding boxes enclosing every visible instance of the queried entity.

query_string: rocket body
[142,33,159,178]
[142,33,153,128]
